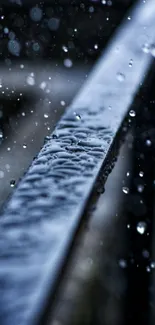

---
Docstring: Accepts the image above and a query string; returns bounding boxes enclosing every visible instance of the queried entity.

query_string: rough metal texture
[0,0,155,324]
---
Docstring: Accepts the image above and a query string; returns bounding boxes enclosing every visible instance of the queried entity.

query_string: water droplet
[60,100,66,106]
[64,58,73,68]
[146,266,151,272]
[142,43,150,54]
[94,44,98,49]
[127,224,130,229]
[44,113,49,119]
[129,110,136,117]
[129,59,133,67]
[40,81,46,90]
[0,131,3,139]
[128,16,131,20]
[126,172,130,177]
[23,144,27,149]
[139,171,144,177]
[117,72,125,82]
[8,40,21,57]
[119,259,127,268]
[142,250,149,258]
[30,7,42,22]
[137,184,144,193]
[62,45,68,53]
[48,17,60,31]
[26,75,35,86]
[10,179,15,187]
[137,221,147,235]
[146,139,151,146]
[150,262,155,269]
[150,44,155,57]
[122,186,129,194]
[4,27,9,34]
[74,113,81,121]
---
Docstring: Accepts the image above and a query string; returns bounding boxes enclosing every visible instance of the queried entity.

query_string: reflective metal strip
[0,1,155,324]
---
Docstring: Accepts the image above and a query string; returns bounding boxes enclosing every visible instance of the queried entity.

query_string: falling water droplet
[139,171,144,177]
[119,259,127,268]
[117,72,125,82]
[137,184,144,193]
[150,44,155,57]
[142,43,150,54]
[44,113,49,119]
[122,186,129,194]
[129,59,133,67]
[10,179,16,187]
[23,144,27,149]
[150,262,155,269]
[74,113,81,120]
[146,139,151,146]
[129,110,136,117]
[26,75,35,86]
[137,221,147,235]
[62,45,68,53]
[60,100,66,106]
[64,58,73,68]
[146,266,151,272]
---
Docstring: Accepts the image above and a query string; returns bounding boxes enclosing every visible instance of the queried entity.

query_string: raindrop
[146,139,151,146]
[4,27,9,34]
[137,184,144,193]
[146,266,151,272]
[129,59,133,67]
[74,113,81,120]
[60,100,66,106]
[117,72,125,82]
[142,43,150,54]
[8,40,21,56]
[142,250,149,258]
[94,44,98,49]
[126,171,130,177]
[0,131,3,139]
[30,7,42,22]
[119,259,127,268]
[23,144,27,149]
[40,81,46,90]
[139,171,144,177]
[150,44,155,57]
[48,18,60,31]
[129,110,136,117]
[150,262,155,269]
[26,75,35,86]
[64,58,73,68]
[32,42,40,52]
[10,179,16,187]
[62,45,68,53]
[44,113,49,119]
[137,221,147,235]
[122,186,129,194]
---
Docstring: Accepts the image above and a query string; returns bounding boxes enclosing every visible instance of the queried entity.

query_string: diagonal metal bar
[0,1,155,324]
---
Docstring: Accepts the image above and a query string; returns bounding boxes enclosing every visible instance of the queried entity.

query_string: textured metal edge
[0,0,155,324]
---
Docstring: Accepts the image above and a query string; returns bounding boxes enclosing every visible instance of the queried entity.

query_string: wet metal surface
[0,1,155,324]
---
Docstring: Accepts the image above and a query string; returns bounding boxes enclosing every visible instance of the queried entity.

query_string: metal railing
[0,1,155,325]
